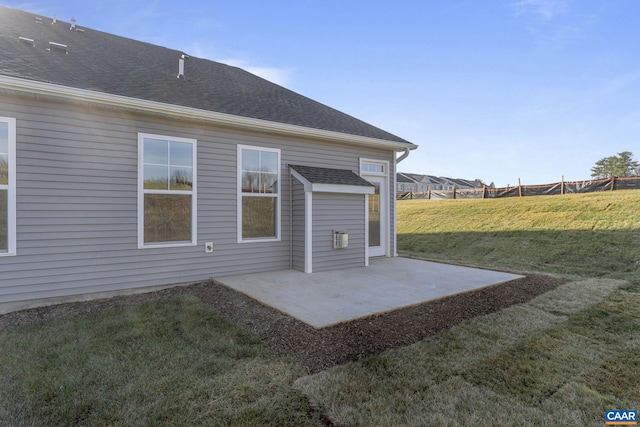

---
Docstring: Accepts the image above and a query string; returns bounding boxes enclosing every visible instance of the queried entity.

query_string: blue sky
[3,0,639,187]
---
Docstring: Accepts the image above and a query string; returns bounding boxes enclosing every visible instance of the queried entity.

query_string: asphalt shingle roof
[396,173,416,183]
[289,165,374,187]
[0,6,412,145]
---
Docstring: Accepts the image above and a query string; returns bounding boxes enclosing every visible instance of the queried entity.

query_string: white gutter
[396,147,411,163]
[0,75,418,152]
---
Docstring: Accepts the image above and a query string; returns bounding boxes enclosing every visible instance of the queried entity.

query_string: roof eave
[289,166,375,194]
[0,75,418,151]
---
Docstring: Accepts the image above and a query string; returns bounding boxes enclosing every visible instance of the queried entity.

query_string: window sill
[237,237,281,244]
[138,242,197,249]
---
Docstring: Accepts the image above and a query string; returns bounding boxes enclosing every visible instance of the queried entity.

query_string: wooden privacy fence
[397,176,640,200]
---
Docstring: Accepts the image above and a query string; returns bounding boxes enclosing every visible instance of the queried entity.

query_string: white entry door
[366,175,387,257]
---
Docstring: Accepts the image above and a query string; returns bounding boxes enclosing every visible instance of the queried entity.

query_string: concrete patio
[214,257,524,328]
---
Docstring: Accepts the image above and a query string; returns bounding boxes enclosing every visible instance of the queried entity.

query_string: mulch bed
[0,273,564,373]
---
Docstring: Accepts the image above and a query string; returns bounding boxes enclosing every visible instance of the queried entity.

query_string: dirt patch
[0,274,563,373]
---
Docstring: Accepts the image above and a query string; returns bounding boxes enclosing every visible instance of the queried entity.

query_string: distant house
[396,173,482,194]
[396,173,423,193]
[0,6,417,312]
[443,177,485,190]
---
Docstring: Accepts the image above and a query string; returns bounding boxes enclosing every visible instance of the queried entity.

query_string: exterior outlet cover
[205,242,213,253]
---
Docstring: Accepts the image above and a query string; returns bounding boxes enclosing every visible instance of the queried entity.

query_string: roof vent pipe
[178,58,184,79]
[177,54,189,79]
[70,17,76,30]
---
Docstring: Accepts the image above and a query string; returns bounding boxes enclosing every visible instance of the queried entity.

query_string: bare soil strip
[0,274,564,373]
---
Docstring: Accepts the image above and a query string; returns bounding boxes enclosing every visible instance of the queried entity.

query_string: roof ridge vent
[19,37,35,47]
[48,41,68,54]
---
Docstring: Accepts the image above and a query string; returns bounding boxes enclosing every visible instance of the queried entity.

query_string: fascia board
[311,183,375,194]
[0,75,418,151]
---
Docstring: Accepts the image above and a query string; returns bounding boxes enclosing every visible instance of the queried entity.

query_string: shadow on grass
[398,229,640,279]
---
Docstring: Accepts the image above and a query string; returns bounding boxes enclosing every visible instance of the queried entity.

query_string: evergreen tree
[591,151,639,179]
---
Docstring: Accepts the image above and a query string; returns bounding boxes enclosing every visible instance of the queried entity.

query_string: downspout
[393,147,411,257]
[289,170,293,270]
[396,147,410,164]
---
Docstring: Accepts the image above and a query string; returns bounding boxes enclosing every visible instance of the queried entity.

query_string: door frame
[360,159,389,259]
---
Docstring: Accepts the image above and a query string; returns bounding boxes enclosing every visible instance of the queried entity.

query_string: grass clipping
[295,278,636,427]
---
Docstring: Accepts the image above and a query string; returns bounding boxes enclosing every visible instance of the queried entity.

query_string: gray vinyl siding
[0,92,396,305]
[312,193,366,272]
[291,179,305,272]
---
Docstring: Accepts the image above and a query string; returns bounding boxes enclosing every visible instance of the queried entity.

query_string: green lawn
[2,191,639,426]
[296,191,640,426]
[397,190,640,281]
[296,277,639,426]
[0,296,321,426]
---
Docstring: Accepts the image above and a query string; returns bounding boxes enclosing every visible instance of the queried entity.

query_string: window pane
[241,149,278,194]
[260,172,278,194]
[169,141,192,167]
[0,190,7,251]
[144,194,192,243]
[260,151,278,174]
[242,149,260,172]
[144,138,168,165]
[368,184,381,247]
[0,155,7,186]
[363,163,383,173]
[144,165,168,190]
[241,171,277,194]
[0,122,7,154]
[170,166,193,190]
[242,196,276,239]
[242,170,260,193]
[0,123,7,187]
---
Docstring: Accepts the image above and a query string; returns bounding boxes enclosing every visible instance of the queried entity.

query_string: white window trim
[0,117,16,256]
[237,144,281,243]
[137,133,197,249]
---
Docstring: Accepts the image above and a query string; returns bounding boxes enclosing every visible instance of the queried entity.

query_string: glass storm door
[366,175,387,257]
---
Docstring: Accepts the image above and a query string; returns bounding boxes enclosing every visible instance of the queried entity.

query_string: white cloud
[512,0,571,20]
[511,0,596,49]
[214,59,292,87]
[601,69,640,94]
[184,43,293,86]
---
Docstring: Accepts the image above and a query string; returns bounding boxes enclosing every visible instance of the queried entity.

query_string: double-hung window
[0,117,16,256]
[238,145,280,242]
[138,133,196,247]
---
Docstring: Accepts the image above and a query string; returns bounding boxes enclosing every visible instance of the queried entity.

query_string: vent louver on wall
[333,231,348,249]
